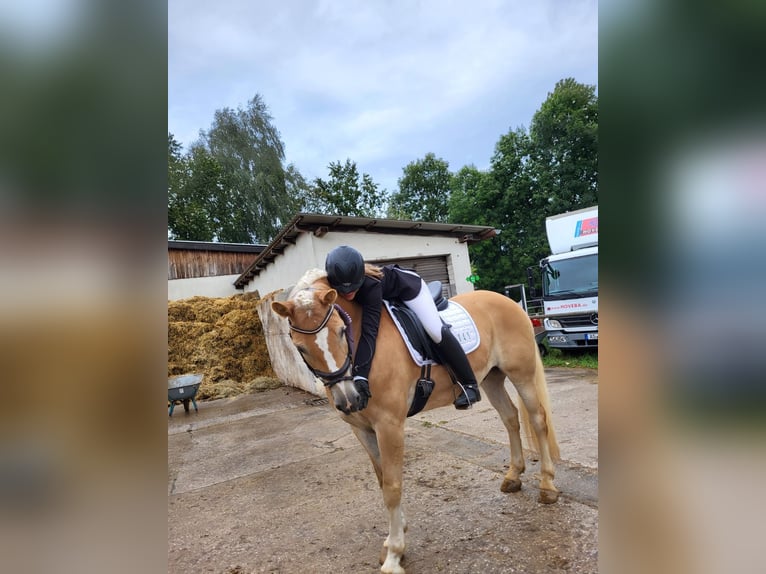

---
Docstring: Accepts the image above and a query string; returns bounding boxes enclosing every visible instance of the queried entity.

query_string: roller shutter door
[371,255,453,297]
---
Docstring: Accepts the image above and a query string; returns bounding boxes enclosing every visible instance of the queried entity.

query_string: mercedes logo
[590,313,598,325]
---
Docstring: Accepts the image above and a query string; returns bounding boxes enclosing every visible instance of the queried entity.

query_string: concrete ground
[168,367,598,573]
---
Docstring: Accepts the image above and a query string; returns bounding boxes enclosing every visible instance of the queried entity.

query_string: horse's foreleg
[515,382,559,504]
[376,422,407,574]
[481,371,526,493]
[351,425,383,486]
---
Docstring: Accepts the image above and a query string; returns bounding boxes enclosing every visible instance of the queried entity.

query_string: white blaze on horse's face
[314,327,339,373]
[315,323,360,414]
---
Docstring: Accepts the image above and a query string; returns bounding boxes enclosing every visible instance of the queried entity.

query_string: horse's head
[271,270,367,414]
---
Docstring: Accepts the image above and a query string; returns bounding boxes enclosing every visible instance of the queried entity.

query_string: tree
[528,78,598,213]
[388,153,451,222]
[284,163,310,211]
[479,78,598,290]
[489,127,543,289]
[168,133,218,241]
[199,94,302,242]
[448,166,514,292]
[304,159,387,217]
[450,78,598,294]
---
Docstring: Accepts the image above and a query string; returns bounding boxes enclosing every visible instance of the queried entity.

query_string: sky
[168,0,598,195]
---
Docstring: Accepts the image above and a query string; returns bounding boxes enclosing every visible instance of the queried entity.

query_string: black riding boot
[435,325,481,410]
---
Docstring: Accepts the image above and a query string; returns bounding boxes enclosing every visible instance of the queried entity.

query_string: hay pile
[168,292,282,400]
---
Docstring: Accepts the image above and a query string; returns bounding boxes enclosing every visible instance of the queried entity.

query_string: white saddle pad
[383,300,480,367]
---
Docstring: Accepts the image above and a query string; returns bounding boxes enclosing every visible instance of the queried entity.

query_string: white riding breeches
[402,277,444,343]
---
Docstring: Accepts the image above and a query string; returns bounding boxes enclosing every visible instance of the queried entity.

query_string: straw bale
[168,293,280,399]
[167,301,197,323]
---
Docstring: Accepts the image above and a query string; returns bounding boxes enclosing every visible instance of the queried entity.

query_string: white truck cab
[530,206,598,351]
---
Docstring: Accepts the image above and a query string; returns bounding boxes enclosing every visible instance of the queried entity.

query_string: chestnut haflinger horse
[271,269,560,574]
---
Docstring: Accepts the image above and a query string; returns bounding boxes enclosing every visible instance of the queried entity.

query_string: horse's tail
[520,349,561,462]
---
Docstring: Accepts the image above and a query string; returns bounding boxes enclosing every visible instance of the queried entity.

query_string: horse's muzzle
[331,379,369,414]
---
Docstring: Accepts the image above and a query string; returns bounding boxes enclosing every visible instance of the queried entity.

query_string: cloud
[169,0,597,192]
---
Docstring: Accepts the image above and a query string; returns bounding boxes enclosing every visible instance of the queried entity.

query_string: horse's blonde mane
[293,268,327,292]
[288,268,329,311]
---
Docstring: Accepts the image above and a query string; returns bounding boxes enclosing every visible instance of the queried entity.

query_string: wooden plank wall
[168,249,259,280]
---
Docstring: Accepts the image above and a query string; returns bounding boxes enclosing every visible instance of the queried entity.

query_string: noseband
[288,303,355,388]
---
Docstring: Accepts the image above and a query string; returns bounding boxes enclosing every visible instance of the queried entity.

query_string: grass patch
[542,347,598,369]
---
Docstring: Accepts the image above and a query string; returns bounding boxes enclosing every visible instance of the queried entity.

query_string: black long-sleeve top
[351,265,422,380]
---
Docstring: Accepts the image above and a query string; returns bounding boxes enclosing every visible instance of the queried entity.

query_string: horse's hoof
[538,488,559,504]
[380,547,406,565]
[380,550,405,573]
[501,478,522,493]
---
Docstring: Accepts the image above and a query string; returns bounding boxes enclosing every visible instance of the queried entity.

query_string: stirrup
[453,383,481,410]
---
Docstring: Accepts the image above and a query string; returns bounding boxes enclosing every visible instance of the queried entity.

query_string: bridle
[288,303,355,388]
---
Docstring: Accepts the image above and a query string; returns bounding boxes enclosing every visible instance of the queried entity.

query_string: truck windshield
[543,253,598,298]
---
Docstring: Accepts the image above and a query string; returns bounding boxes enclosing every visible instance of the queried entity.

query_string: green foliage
[167,78,596,265]
[167,95,308,243]
[168,134,218,241]
[284,163,311,212]
[448,78,598,294]
[388,153,451,221]
[200,95,302,242]
[448,166,513,292]
[528,78,598,213]
[304,159,387,217]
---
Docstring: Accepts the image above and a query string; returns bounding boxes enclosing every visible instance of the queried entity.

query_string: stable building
[234,213,497,298]
[238,214,498,396]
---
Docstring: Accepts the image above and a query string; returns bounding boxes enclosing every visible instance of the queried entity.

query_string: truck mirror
[526,267,537,298]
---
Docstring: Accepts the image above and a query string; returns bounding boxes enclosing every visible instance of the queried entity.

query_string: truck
[527,206,598,351]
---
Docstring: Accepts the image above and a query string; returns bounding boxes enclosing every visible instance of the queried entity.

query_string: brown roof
[233,213,497,288]
[168,240,267,254]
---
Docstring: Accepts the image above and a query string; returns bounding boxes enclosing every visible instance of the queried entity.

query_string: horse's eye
[295,344,308,355]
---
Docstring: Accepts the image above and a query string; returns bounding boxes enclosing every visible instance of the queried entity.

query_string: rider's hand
[353,376,371,409]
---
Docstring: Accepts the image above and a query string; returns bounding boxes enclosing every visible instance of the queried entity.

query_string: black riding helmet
[325,245,365,294]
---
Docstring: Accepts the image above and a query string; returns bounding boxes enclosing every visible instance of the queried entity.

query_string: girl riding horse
[324,245,481,410]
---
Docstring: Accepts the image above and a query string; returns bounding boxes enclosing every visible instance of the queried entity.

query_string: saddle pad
[383,300,480,367]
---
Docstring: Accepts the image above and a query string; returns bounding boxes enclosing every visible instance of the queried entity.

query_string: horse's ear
[320,289,338,306]
[271,300,294,319]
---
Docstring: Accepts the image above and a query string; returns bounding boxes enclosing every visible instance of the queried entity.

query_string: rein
[288,303,355,388]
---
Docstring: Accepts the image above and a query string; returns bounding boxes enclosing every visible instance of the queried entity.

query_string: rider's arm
[351,276,382,380]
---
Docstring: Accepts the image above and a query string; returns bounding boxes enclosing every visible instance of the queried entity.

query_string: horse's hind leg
[512,373,559,504]
[482,369,526,493]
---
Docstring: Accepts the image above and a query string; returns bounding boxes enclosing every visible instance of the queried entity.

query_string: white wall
[168,274,240,301]
[243,231,475,298]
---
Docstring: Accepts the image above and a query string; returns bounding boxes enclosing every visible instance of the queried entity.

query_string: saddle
[385,281,448,365]
[384,281,480,417]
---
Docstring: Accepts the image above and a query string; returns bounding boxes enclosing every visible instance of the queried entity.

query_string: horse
[271,268,560,574]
